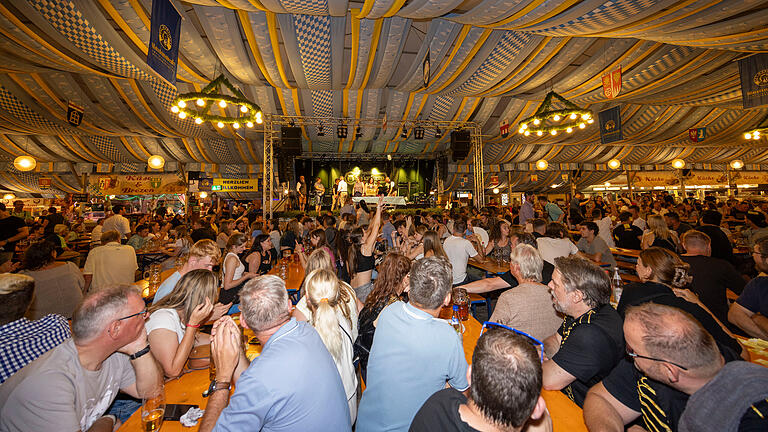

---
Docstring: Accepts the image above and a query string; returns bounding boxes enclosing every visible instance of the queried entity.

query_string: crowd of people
[0,189,767,431]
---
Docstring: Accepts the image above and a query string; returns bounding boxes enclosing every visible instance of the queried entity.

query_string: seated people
[245,234,276,275]
[20,239,84,319]
[357,256,469,431]
[612,211,643,250]
[410,327,551,432]
[463,232,555,295]
[531,218,547,239]
[664,211,693,237]
[484,219,512,259]
[153,239,223,304]
[536,222,578,265]
[301,269,359,424]
[641,214,679,252]
[220,234,256,305]
[696,210,736,264]
[576,222,617,268]
[0,285,162,432]
[620,247,747,360]
[444,218,485,286]
[127,224,150,250]
[146,269,227,378]
[489,244,562,341]
[742,210,768,248]
[543,256,624,407]
[83,230,138,292]
[355,252,411,382]
[584,303,768,432]
[0,274,70,384]
[680,230,745,325]
[197,276,351,432]
[729,237,768,339]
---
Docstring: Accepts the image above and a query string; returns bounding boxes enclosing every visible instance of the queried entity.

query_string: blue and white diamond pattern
[88,136,128,162]
[280,0,328,15]
[531,0,658,36]
[0,86,71,134]
[293,15,332,88]
[450,32,532,96]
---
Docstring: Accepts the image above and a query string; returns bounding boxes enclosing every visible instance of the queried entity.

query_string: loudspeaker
[187,171,200,180]
[682,168,692,177]
[438,156,448,183]
[280,126,302,157]
[450,130,471,161]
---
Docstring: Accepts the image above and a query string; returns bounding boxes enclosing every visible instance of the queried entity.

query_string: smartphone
[163,404,199,421]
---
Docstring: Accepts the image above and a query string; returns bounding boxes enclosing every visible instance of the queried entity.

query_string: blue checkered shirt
[0,315,71,384]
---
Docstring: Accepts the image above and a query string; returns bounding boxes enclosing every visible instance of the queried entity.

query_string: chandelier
[172,74,263,129]
[518,91,593,137]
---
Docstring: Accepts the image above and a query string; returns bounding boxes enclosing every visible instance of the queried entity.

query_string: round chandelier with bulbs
[172,74,263,129]
[518,91,593,137]
[13,155,36,171]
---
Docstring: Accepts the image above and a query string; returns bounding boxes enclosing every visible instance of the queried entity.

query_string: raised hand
[190,297,215,327]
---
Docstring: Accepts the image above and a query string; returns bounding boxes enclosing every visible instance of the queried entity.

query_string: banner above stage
[91,174,187,195]
[211,178,260,192]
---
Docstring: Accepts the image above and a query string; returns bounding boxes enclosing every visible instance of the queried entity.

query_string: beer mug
[452,288,470,321]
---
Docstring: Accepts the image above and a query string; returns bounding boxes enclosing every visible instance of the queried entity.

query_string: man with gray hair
[357,256,469,432]
[0,285,161,431]
[488,244,562,341]
[198,275,350,432]
[542,256,624,407]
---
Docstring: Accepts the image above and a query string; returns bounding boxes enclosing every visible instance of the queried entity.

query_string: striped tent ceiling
[1,0,768,193]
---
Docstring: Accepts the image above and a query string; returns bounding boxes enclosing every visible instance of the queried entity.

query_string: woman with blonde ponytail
[304,268,358,424]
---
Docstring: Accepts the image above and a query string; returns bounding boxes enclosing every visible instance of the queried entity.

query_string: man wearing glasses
[0,285,162,432]
[728,236,768,339]
[584,303,768,432]
[541,256,624,407]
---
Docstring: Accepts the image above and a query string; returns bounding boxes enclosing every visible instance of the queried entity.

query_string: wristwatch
[203,379,231,397]
[128,344,150,360]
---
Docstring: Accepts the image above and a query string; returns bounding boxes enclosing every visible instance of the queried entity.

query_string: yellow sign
[212,178,260,192]
[92,174,187,195]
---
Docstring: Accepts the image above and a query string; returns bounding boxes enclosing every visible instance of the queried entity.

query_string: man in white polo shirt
[443,218,485,286]
[83,230,137,292]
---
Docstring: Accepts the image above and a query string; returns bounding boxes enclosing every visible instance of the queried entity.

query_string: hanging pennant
[67,101,84,127]
[147,0,181,84]
[689,128,706,142]
[500,120,509,138]
[422,50,431,89]
[381,112,387,130]
[739,53,768,108]
[601,66,622,99]
[599,106,623,144]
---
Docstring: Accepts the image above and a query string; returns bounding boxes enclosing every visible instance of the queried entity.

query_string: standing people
[519,194,535,226]
[103,204,131,240]
[331,178,342,211]
[347,197,384,302]
[353,176,365,197]
[220,234,255,305]
[540,195,564,222]
[297,175,307,212]
[313,177,325,214]
[0,203,28,253]
[41,206,64,235]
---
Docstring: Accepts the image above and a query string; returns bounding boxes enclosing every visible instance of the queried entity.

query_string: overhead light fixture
[608,159,621,169]
[536,159,549,170]
[232,122,240,129]
[317,125,325,136]
[246,121,254,128]
[355,126,362,138]
[401,128,408,139]
[337,124,348,139]
[3,193,15,200]
[199,191,208,199]
[147,155,165,170]
[387,154,392,161]
[240,105,248,113]
[13,155,36,171]
[492,188,499,194]
[109,195,116,199]
[194,117,203,124]
[217,121,224,128]
[730,159,744,170]
[218,100,227,108]
[178,111,186,119]
[196,98,205,107]
[177,100,186,108]
[171,106,179,113]
[671,158,686,169]
[414,125,425,140]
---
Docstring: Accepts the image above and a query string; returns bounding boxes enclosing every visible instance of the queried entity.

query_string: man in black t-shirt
[42,206,64,235]
[612,211,643,250]
[584,303,768,432]
[410,328,549,432]
[542,256,624,407]
[696,210,735,264]
[0,203,28,253]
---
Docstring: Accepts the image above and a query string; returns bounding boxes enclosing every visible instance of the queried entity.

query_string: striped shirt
[0,314,71,384]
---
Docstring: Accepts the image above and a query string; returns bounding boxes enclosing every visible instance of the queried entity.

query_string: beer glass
[141,385,165,431]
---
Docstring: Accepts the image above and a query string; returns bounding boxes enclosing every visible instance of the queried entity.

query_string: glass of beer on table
[452,288,469,321]
[141,384,165,431]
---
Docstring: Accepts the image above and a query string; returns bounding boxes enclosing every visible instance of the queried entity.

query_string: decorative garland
[172,74,263,128]
[518,91,593,137]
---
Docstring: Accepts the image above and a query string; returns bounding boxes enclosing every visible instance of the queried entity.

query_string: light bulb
[581,114,589,120]
[194,117,202,124]
[533,119,540,125]
[3,193,15,200]
[255,116,263,124]
[218,100,227,108]
[570,113,577,120]
[605,182,611,187]
[199,192,208,199]
[492,188,499,194]
[177,100,186,108]
[524,131,530,136]
[217,121,224,128]
[745,133,752,139]
[232,122,240,129]
[171,106,179,113]
[566,127,573,133]
[608,159,621,169]
[196,98,205,107]
[550,130,557,135]
[13,155,36,171]
[246,121,254,128]
[521,123,527,129]
[147,155,165,169]
[579,123,586,129]
[536,131,543,136]
[536,159,548,170]
[587,118,594,124]
[240,105,248,113]
[518,128,525,134]
[671,159,685,169]
[553,115,561,121]
[178,111,186,119]
[730,160,744,169]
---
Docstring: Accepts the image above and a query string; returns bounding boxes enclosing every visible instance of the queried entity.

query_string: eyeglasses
[625,346,688,371]
[117,308,148,321]
[480,321,544,363]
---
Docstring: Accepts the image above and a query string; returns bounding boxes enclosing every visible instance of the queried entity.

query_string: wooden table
[468,257,508,275]
[121,263,588,431]
[135,269,177,300]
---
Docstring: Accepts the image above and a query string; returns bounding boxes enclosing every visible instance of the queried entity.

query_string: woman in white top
[535,222,578,265]
[301,268,359,424]
[146,269,225,378]
[220,233,255,305]
[293,248,362,323]
[216,219,234,250]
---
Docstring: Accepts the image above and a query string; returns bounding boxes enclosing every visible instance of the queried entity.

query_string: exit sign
[211,185,222,191]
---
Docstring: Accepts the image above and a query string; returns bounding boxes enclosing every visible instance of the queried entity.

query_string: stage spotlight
[414,125,425,140]
[435,126,442,138]
[387,154,392,161]
[317,125,325,136]
[401,128,408,139]
[337,124,348,139]
[355,126,362,138]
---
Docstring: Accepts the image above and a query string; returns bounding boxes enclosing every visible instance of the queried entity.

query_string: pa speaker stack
[280,126,302,157]
[450,130,471,161]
